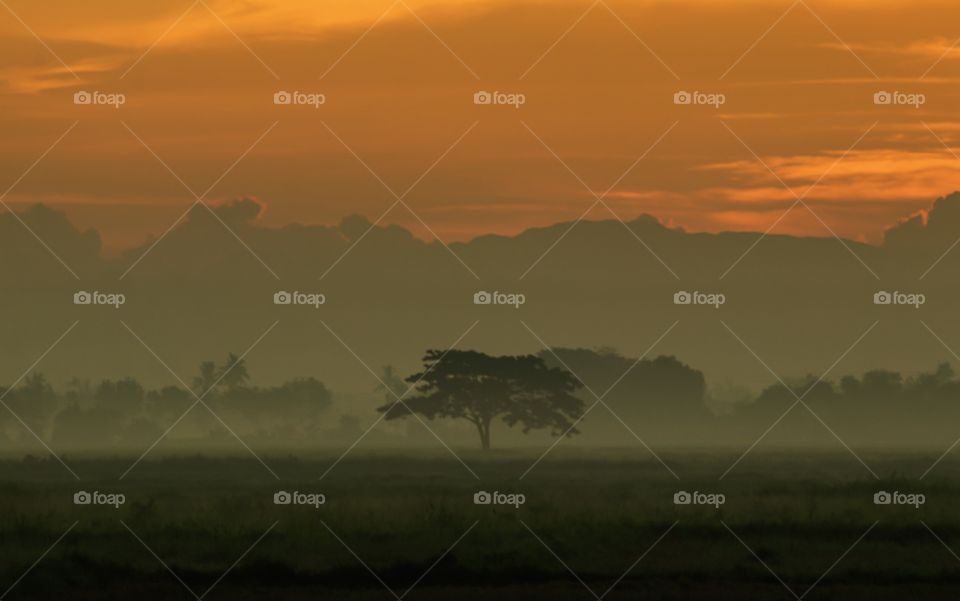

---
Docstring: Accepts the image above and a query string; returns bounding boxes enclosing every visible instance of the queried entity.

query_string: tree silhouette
[95,377,145,417]
[221,377,332,437]
[539,348,708,434]
[377,350,584,450]
[192,361,219,396]
[219,353,249,391]
[4,373,58,442]
[375,365,406,404]
[145,385,193,425]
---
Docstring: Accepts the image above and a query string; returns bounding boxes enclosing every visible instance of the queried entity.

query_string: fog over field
[3,194,960,457]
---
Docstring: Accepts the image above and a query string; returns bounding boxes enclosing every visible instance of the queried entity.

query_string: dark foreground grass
[1,449,959,600]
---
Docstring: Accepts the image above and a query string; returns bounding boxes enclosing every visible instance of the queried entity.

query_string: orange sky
[2,0,960,253]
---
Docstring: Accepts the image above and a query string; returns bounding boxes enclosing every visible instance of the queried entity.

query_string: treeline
[0,355,332,449]
[731,363,960,445]
[1,349,959,451]
[378,348,960,448]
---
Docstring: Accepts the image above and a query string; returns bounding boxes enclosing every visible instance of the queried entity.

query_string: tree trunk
[477,418,492,451]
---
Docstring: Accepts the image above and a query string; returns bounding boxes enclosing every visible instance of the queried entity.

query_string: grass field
[1,449,959,600]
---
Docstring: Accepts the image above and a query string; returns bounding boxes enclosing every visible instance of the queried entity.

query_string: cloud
[3,0,960,250]
[206,197,264,226]
[698,149,960,202]
[818,37,959,61]
[884,191,960,247]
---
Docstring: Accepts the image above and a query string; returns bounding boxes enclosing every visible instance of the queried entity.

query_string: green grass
[1,449,959,599]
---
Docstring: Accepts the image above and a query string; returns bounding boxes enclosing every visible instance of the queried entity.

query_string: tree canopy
[378,350,585,450]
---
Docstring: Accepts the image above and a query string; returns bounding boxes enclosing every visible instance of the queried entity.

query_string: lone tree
[377,350,585,450]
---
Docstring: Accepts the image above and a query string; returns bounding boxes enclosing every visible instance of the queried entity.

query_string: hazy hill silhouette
[3,193,960,398]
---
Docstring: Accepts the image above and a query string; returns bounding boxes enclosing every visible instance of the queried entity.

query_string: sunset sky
[2,0,960,253]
